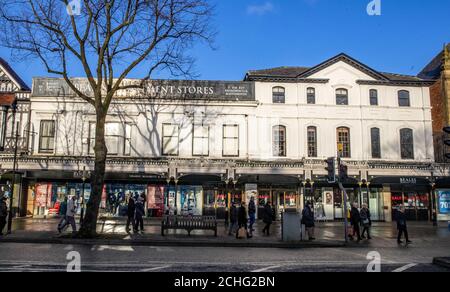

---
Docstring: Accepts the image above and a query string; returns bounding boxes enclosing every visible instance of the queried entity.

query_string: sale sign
[438,190,450,214]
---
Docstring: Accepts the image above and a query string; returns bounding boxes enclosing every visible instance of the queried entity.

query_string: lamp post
[7,101,18,234]
[79,166,87,225]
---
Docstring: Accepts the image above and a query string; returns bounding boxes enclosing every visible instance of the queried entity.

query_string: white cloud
[247,2,274,16]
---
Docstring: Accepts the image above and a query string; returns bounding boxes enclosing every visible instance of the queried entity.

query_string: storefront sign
[33,78,255,101]
[438,190,450,214]
[400,178,417,185]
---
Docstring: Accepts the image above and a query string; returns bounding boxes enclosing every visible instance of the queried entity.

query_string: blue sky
[1,0,450,85]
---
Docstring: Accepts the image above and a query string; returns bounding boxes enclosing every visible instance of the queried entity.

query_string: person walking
[134,197,145,233]
[59,196,77,234]
[126,195,136,233]
[262,202,273,236]
[0,196,8,236]
[349,202,362,242]
[396,205,412,245]
[228,202,238,236]
[57,197,68,232]
[301,201,315,240]
[360,203,372,240]
[248,197,256,237]
[237,202,249,239]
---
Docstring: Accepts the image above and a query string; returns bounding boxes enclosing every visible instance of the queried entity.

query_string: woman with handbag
[360,203,372,240]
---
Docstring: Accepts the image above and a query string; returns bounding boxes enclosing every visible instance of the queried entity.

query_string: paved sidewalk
[0,217,449,249]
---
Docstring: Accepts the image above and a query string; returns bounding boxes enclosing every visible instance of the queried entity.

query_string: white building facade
[1,53,447,222]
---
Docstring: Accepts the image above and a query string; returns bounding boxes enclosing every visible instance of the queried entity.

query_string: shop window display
[178,186,203,216]
[147,186,165,217]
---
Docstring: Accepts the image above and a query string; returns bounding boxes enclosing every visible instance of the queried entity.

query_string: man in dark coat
[262,202,273,236]
[228,202,238,236]
[350,202,362,241]
[126,196,136,233]
[0,196,8,236]
[236,203,248,239]
[248,197,256,236]
[396,206,412,245]
[301,201,315,240]
[134,197,145,233]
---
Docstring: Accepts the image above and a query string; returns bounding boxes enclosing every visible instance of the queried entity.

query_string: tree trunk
[78,112,107,238]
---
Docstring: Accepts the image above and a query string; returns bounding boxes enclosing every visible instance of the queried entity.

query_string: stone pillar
[382,186,392,222]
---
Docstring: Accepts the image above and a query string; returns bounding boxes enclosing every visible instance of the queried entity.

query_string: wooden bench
[161,215,218,237]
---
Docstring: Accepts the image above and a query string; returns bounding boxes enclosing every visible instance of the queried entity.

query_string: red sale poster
[35,183,52,208]
[147,185,165,217]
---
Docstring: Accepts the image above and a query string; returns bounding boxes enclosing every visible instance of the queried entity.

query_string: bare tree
[0,0,214,237]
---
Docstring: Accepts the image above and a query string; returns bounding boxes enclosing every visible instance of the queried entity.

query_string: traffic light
[339,163,348,182]
[443,127,450,159]
[325,157,336,183]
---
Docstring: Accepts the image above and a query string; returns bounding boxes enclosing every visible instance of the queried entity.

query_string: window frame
[398,90,411,107]
[400,128,414,160]
[307,126,317,158]
[369,89,378,106]
[370,127,381,159]
[336,127,351,158]
[192,124,210,157]
[336,88,349,105]
[273,125,287,157]
[222,124,239,157]
[38,120,56,154]
[88,122,132,156]
[307,87,316,105]
[162,123,180,157]
[272,86,286,104]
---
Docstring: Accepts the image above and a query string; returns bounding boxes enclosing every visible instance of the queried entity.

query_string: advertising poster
[148,185,165,217]
[179,186,202,216]
[35,183,52,208]
[245,184,258,204]
[438,190,450,214]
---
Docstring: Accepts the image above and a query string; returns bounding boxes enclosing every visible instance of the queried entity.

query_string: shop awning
[177,174,223,186]
[434,177,450,188]
[237,174,301,186]
[369,176,431,192]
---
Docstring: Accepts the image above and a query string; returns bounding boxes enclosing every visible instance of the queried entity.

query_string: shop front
[306,176,386,222]
[238,174,301,220]
[370,176,431,222]
[433,178,450,222]
[25,170,167,218]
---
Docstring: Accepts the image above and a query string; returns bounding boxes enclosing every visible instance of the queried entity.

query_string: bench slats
[161,215,218,237]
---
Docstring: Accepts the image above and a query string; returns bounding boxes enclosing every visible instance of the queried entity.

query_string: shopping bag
[237,227,247,239]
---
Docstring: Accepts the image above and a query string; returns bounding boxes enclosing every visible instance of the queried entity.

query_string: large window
[89,122,132,156]
[307,126,317,158]
[400,128,414,159]
[162,123,179,156]
[39,120,56,153]
[273,125,286,157]
[193,124,209,156]
[371,127,381,159]
[398,90,411,107]
[336,88,349,105]
[223,125,239,157]
[337,127,351,158]
[307,88,316,104]
[272,87,286,104]
[370,89,378,106]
